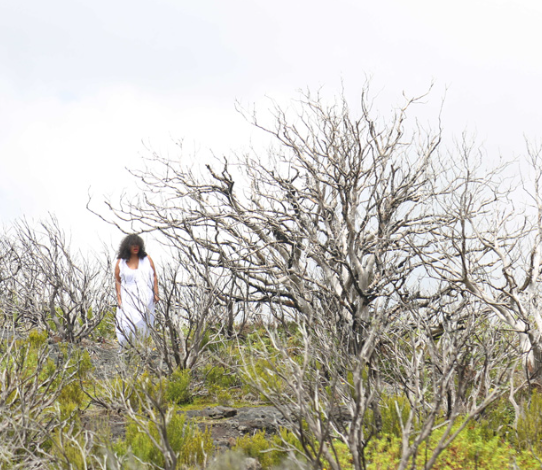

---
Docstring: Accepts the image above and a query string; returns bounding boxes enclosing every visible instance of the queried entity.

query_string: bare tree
[124,253,231,374]
[0,330,89,468]
[99,88,445,337]
[2,217,113,342]
[240,290,515,470]
[415,141,542,385]
[95,88,523,468]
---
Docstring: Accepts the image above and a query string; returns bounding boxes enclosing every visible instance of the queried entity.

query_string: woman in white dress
[114,234,159,345]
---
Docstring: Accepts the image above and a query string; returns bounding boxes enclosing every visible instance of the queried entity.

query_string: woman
[114,234,159,345]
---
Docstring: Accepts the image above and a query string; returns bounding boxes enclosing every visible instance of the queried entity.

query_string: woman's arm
[114,259,122,307]
[148,255,160,303]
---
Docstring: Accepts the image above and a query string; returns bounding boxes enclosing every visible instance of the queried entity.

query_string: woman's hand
[117,296,122,308]
[154,292,160,303]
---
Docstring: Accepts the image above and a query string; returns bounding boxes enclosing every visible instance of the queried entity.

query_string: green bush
[379,393,412,437]
[91,309,117,340]
[234,430,286,469]
[202,364,239,403]
[28,329,48,348]
[240,357,285,400]
[476,395,515,442]
[119,408,213,468]
[204,365,238,389]
[165,368,192,405]
[365,418,540,470]
[517,388,542,454]
[109,368,191,412]
[217,390,233,406]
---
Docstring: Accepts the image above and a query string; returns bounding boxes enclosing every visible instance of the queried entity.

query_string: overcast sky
[1,0,542,255]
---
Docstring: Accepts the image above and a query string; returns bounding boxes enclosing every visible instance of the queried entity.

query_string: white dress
[117,256,155,344]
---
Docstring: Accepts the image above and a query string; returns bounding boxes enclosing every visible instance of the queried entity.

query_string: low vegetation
[0,316,539,470]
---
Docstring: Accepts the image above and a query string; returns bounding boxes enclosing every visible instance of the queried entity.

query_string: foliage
[234,430,287,469]
[28,329,48,348]
[377,393,412,438]
[365,418,541,470]
[476,395,516,443]
[203,364,239,404]
[204,364,238,389]
[240,356,286,401]
[119,409,213,468]
[90,309,117,340]
[165,368,192,405]
[516,388,542,454]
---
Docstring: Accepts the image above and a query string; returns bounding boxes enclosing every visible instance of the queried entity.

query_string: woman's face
[130,244,140,256]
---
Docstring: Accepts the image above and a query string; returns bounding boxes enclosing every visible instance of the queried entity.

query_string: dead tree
[416,141,542,384]
[2,217,113,341]
[126,254,230,373]
[99,88,444,344]
[96,87,520,468]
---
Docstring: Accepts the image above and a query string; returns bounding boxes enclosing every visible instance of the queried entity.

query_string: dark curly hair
[117,234,148,260]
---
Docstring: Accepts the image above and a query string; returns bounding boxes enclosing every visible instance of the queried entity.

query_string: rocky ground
[186,406,289,450]
[65,339,287,451]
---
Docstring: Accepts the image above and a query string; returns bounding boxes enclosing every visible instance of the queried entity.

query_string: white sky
[1,0,542,256]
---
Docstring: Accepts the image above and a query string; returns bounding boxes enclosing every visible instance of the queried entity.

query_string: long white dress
[117,256,155,345]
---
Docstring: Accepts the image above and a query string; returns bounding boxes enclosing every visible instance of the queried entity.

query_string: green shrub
[120,408,213,468]
[217,390,232,406]
[91,309,117,340]
[166,368,192,405]
[365,418,540,469]
[379,393,411,437]
[517,389,542,453]
[476,395,515,442]
[240,357,285,400]
[234,430,286,469]
[204,365,238,389]
[109,369,190,412]
[28,329,48,348]
[202,364,239,403]
[109,375,143,410]
[48,429,95,470]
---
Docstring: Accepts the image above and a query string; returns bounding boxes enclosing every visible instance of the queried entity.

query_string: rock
[185,406,290,447]
[243,457,262,470]
[207,406,238,419]
[185,406,236,420]
[207,451,263,470]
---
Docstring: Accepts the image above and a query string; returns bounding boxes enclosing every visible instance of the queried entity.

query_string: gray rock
[207,451,263,470]
[184,405,291,446]
[186,406,238,420]
[243,457,262,470]
[209,406,238,419]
